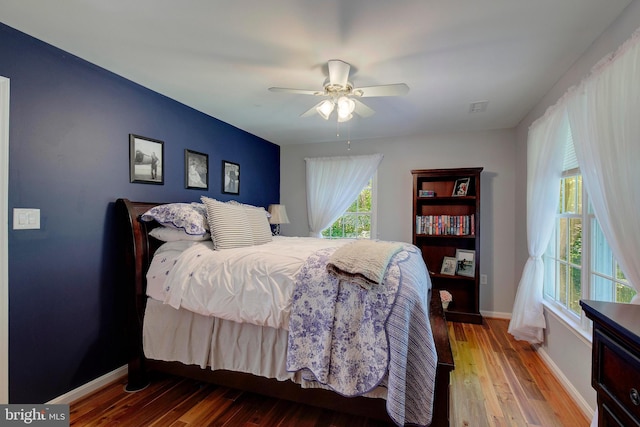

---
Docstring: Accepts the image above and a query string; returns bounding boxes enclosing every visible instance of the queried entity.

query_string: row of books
[415,214,475,236]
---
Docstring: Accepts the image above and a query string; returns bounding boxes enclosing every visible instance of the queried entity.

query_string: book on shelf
[415,214,475,236]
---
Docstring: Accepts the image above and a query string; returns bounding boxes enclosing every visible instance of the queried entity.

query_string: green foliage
[617,283,636,303]
[322,181,372,239]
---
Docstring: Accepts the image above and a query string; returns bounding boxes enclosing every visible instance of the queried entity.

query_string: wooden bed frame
[116,198,454,426]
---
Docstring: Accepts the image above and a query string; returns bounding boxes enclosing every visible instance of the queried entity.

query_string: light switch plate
[13,208,40,230]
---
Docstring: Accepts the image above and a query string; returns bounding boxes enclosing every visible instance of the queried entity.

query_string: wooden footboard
[115,198,453,426]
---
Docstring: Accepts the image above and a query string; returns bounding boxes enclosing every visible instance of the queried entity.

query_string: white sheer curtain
[566,29,640,303]
[508,107,568,344]
[305,153,383,237]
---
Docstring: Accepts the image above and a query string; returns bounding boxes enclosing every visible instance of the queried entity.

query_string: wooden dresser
[581,300,640,426]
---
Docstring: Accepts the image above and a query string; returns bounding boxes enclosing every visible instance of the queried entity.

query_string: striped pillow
[244,205,273,245]
[201,197,253,250]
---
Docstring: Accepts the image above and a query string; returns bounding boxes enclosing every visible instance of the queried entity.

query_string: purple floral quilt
[286,244,437,426]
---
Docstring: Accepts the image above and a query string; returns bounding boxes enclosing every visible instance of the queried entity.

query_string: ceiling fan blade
[269,87,323,96]
[353,83,409,97]
[300,101,323,118]
[328,60,350,88]
[353,99,375,117]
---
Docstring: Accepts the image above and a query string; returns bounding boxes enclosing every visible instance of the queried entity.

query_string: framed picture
[440,256,457,275]
[455,249,476,277]
[185,149,209,190]
[222,160,240,195]
[129,134,164,184]
[452,177,470,196]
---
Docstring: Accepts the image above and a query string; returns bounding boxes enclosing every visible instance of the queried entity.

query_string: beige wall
[281,128,516,316]
[513,0,640,414]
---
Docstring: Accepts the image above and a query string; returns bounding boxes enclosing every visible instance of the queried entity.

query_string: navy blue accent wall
[1,22,280,403]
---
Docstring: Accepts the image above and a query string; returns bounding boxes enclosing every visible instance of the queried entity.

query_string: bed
[115,197,454,426]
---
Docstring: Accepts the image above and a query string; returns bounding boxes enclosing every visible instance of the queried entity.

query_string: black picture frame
[452,177,470,196]
[222,160,240,195]
[455,249,476,277]
[185,149,209,190]
[129,134,164,184]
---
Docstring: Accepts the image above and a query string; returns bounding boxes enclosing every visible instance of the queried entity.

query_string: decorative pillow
[227,200,273,245]
[149,226,211,242]
[201,197,253,249]
[141,203,208,236]
[243,206,273,245]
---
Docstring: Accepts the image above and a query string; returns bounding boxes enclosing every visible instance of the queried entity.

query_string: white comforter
[147,236,351,329]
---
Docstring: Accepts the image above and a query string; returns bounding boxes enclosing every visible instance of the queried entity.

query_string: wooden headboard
[115,198,166,390]
[116,199,165,296]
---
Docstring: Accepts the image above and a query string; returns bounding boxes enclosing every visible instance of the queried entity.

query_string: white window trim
[542,299,592,345]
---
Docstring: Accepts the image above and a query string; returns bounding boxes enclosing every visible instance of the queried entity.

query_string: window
[590,216,633,303]
[321,178,376,239]
[543,131,635,329]
[543,172,583,315]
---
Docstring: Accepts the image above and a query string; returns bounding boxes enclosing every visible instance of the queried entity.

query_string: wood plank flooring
[70,318,590,426]
[449,318,589,427]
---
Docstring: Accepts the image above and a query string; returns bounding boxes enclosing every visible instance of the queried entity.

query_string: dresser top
[581,299,640,347]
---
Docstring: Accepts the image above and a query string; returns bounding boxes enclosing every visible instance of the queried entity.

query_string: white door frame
[0,76,10,404]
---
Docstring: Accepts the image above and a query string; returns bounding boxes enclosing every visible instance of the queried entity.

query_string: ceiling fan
[269,59,409,122]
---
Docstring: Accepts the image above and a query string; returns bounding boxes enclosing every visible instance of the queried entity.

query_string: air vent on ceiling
[469,100,489,113]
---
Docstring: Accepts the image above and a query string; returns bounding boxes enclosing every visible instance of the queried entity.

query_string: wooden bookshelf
[412,167,483,324]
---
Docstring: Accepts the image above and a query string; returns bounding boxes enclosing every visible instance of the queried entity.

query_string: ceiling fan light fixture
[317,99,334,120]
[337,113,353,123]
[337,96,355,121]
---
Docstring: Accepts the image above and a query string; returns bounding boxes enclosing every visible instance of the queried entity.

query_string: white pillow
[201,197,253,250]
[149,226,210,242]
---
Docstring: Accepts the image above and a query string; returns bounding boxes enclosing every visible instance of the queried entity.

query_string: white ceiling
[0,0,632,145]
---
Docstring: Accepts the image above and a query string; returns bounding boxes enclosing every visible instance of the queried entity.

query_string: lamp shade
[268,204,290,225]
[316,100,334,120]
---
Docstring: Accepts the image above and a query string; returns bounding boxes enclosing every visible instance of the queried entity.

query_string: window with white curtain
[543,128,635,331]
[510,26,640,351]
[321,177,375,239]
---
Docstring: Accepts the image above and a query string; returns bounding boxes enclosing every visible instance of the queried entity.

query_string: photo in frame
[185,149,209,190]
[129,134,164,184]
[222,160,240,195]
[452,177,470,196]
[455,249,476,277]
[440,256,457,275]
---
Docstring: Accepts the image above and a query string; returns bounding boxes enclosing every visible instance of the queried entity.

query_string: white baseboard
[47,365,127,404]
[480,310,511,319]
[535,347,594,421]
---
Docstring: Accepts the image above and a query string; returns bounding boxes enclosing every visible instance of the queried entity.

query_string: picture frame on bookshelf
[455,249,475,277]
[440,256,457,275]
[452,177,470,196]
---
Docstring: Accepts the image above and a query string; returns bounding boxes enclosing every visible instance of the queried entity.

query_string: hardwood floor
[70,318,590,426]
[449,318,589,427]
